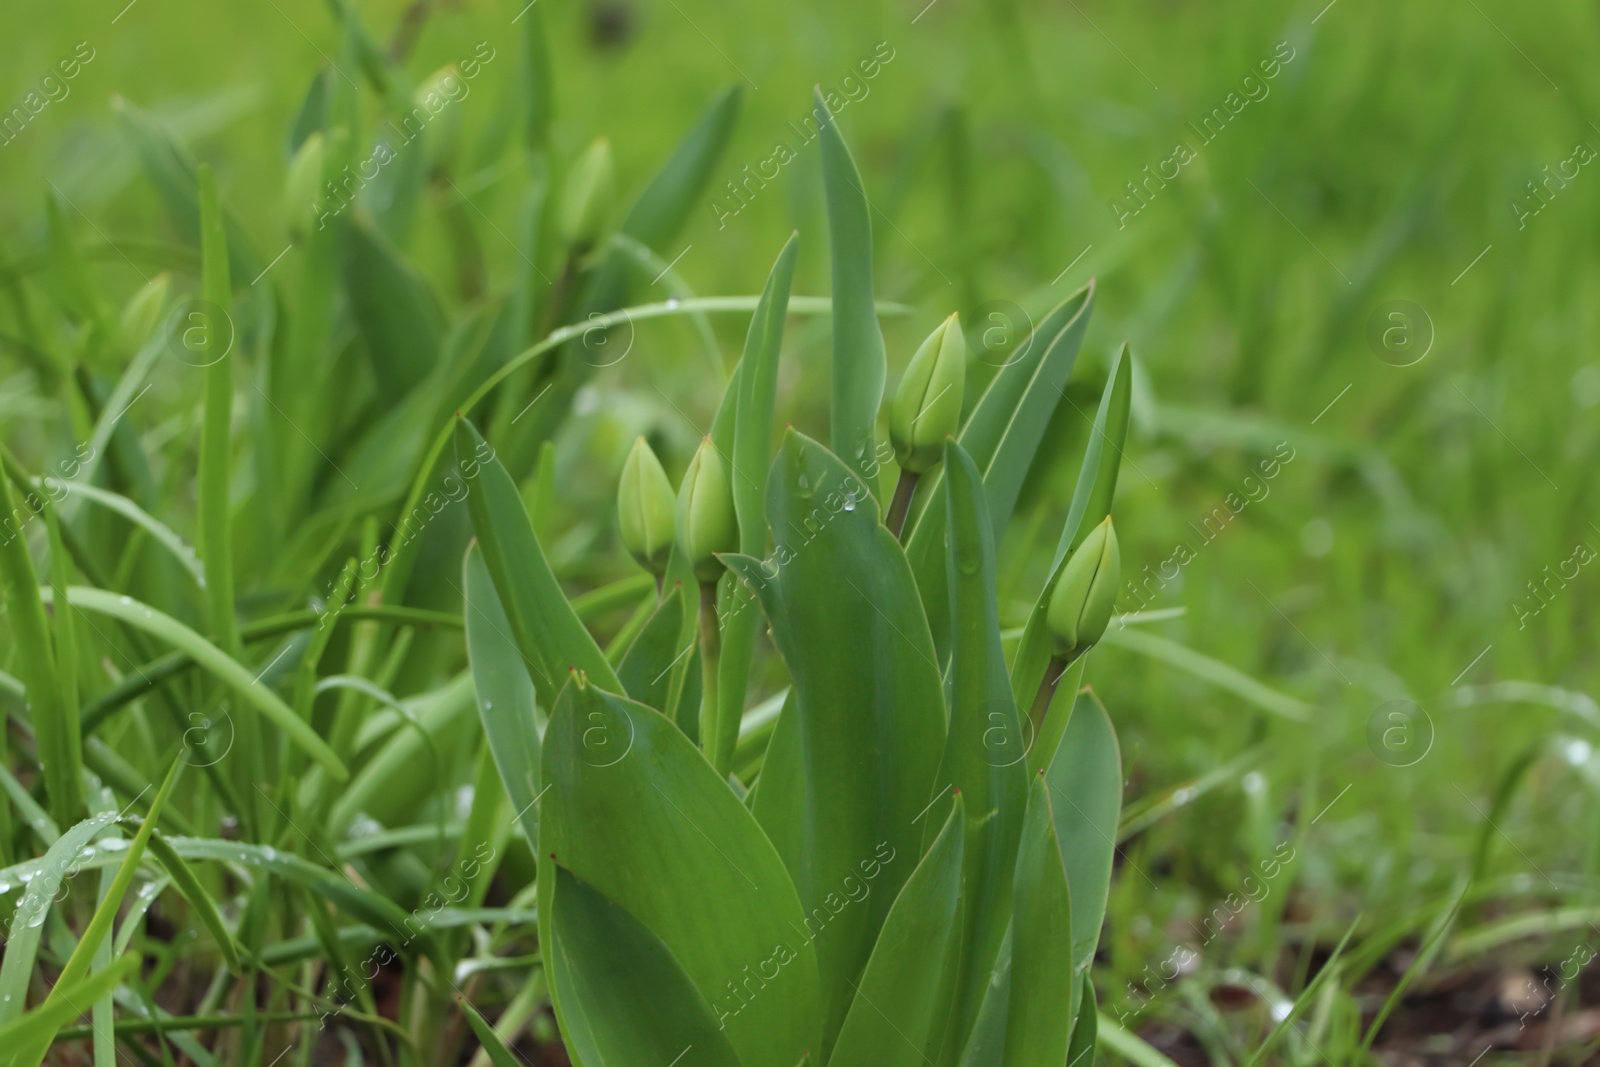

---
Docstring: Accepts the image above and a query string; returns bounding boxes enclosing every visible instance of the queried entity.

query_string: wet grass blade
[145,830,242,974]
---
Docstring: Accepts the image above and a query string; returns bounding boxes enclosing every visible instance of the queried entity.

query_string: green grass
[1,0,1597,1063]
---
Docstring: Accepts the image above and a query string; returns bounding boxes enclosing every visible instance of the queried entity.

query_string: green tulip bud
[283,132,325,243]
[890,312,965,474]
[558,138,615,251]
[1046,516,1120,656]
[675,438,738,583]
[618,437,676,576]
[119,273,170,353]
[415,66,466,169]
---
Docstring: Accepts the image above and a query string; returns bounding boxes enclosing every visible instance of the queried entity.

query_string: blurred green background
[3,0,1597,1059]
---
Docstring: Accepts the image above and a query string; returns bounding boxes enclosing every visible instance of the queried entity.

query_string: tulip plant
[459,92,1135,1066]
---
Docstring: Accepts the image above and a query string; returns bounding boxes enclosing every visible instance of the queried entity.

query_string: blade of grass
[1242,914,1360,1067]
[459,998,522,1067]
[146,830,243,974]
[1099,628,1311,722]
[43,586,348,779]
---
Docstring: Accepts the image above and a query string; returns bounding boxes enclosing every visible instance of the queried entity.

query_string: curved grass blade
[815,88,887,495]
[548,866,742,1067]
[829,800,965,1067]
[1099,627,1311,721]
[906,283,1096,656]
[1067,972,1098,1067]
[464,542,544,848]
[455,417,619,700]
[145,830,242,974]
[45,479,205,589]
[538,679,819,1067]
[1003,775,1076,1067]
[936,442,1028,1057]
[722,429,944,1047]
[46,586,347,779]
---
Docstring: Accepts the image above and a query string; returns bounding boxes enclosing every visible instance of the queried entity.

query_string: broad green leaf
[718,233,799,771]
[935,442,1028,1058]
[907,283,1096,656]
[1010,345,1130,755]
[548,866,742,1067]
[1067,972,1098,1067]
[44,587,348,779]
[0,811,120,1026]
[1045,692,1123,970]
[344,220,445,402]
[455,416,619,700]
[1003,775,1076,1067]
[829,800,965,1067]
[0,468,69,824]
[723,429,945,1048]
[460,997,524,1067]
[815,89,887,495]
[464,543,544,849]
[538,680,819,1067]
[617,584,689,715]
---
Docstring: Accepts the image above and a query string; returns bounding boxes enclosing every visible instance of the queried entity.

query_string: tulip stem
[1028,653,1070,737]
[886,470,919,540]
[698,579,723,776]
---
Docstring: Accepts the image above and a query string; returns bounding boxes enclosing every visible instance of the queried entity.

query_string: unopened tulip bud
[676,438,737,583]
[890,313,965,474]
[617,437,676,576]
[283,132,325,243]
[415,66,466,168]
[558,138,615,251]
[1047,516,1120,656]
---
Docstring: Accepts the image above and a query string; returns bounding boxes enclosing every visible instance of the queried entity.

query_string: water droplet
[1241,771,1265,795]
[1171,787,1193,807]
[1563,739,1592,766]
[119,596,133,605]
[99,838,130,851]
[665,298,680,310]
[841,494,857,513]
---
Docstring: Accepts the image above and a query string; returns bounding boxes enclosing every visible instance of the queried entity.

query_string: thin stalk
[1028,653,1069,738]
[698,579,723,777]
[886,468,918,539]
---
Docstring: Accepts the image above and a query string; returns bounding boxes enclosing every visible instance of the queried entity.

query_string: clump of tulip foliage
[458,91,1136,1067]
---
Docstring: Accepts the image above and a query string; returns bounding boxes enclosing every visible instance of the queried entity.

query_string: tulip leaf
[718,232,799,770]
[906,282,1096,656]
[617,584,691,716]
[828,800,965,1067]
[455,416,619,701]
[548,866,743,1067]
[1046,691,1124,970]
[1067,971,1099,1067]
[935,442,1029,1057]
[1010,345,1131,730]
[464,543,544,849]
[345,220,445,403]
[722,429,945,1048]
[815,89,887,496]
[620,86,743,254]
[538,680,819,1067]
[1003,775,1077,1067]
